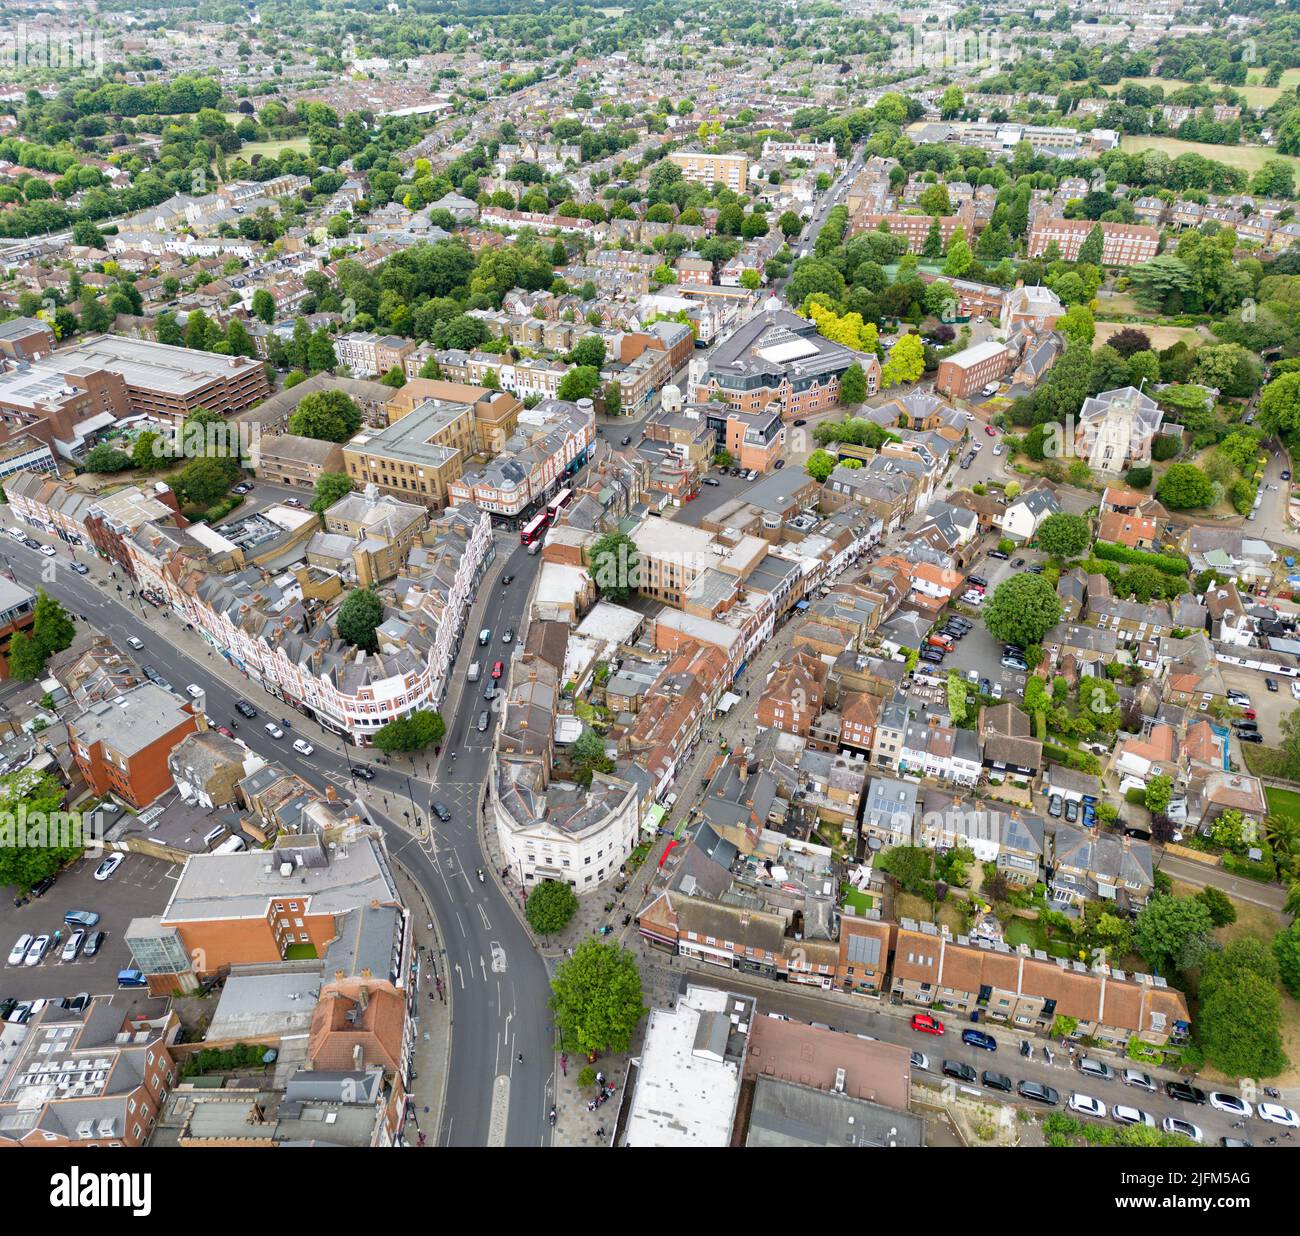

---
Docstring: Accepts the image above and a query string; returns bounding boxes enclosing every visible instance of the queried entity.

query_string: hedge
[1043,743,1101,774]
[1093,540,1189,576]
[1221,852,1277,882]
[1125,787,1147,805]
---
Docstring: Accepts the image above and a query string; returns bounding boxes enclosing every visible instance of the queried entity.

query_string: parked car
[1162,1116,1203,1142]
[1076,1057,1114,1082]
[64,911,100,929]
[909,1012,944,1036]
[61,931,85,962]
[1266,678,1279,692]
[8,933,33,965]
[1069,1093,1106,1118]
[1017,1080,1059,1106]
[987,550,1009,560]
[71,562,90,575]
[1258,1103,1300,1128]
[116,969,147,988]
[1122,1068,1156,1092]
[1239,732,1264,743]
[702,477,721,486]
[477,710,490,732]
[1208,1092,1253,1118]
[24,935,49,966]
[774,459,786,470]
[982,1070,1013,1092]
[1064,799,1079,823]
[30,874,56,898]
[910,1050,929,1072]
[942,1059,977,1083]
[1112,1105,1155,1127]
[962,1028,997,1052]
[82,931,105,957]
[93,854,123,881]
[1048,794,1063,818]
[38,544,56,558]
[1220,1137,1253,1147]
[967,575,987,588]
[1165,1080,1208,1105]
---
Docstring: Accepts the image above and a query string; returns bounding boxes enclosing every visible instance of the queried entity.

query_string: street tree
[526,881,579,935]
[982,575,1062,648]
[550,938,648,1057]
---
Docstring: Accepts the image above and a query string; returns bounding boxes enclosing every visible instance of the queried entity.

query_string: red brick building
[68,682,201,807]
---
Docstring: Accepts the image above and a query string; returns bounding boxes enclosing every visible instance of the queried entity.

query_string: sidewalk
[391,861,453,1147]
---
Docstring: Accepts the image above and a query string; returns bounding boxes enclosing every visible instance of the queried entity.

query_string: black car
[1239,732,1264,743]
[1284,470,1292,481]
[1165,1080,1208,1105]
[792,419,807,427]
[621,435,632,445]
[967,575,987,588]
[31,874,56,898]
[0,998,17,1020]
[774,458,786,469]
[702,477,721,486]
[962,1029,997,1052]
[82,930,105,957]
[942,1059,977,1083]
[982,1070,1013,1093]
[1266,678,1278,692]
[350,766,376,781]
[1027,565,1044,574]
[987,549,1008,560]
[1018,1080,1060,1106]
[1011,557,1025,567]
[432,801,451,822]
[236,700,258,718]
[501,574,514,585]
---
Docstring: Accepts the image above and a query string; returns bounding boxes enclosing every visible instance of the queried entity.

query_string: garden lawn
[841,886,874,915]
[284,943,318,960]
[1094,322,1204,352]
[1266,786,1300,823]
[1119,135,1300,176]
[1170,879,1300,1087]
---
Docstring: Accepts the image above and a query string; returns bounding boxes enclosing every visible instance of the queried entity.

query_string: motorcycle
[1265,1087,1282,1100]
[230,721,239,730]
[1019,1039,1031,1058]
[281,717,291,729]
[477,869,485,883]
[548,1107,556,1128]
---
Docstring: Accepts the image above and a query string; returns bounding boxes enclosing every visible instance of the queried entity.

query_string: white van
[527,540,541,555]
[203,824,229,850]
[213,835,247,855]
[467,662,481,682]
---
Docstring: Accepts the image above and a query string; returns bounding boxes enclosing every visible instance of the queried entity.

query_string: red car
[491,660,504,679]
[910,1012,945,1036]
[985,424,998,437]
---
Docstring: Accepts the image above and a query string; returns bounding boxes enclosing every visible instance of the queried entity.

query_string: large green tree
[0,769,82,890]
[336,588,384,652]
[982,575,1062,647]
[311,471,355,516]
[1156,463,1214,510]
[1198,939,1288,1078]
[550,938,647,1057]
[526,880,579,935]
[1035,512,1091,559]
[31,589,75,659]
[588,531,639,601]
[288,390,362,443]
[1133,894,1213,973]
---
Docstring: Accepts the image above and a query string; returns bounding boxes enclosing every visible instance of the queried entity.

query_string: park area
[1119,134,1300,177]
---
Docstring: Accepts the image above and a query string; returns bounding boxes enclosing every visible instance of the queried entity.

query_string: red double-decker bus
[520,510,549,546]
[547,487,573,520]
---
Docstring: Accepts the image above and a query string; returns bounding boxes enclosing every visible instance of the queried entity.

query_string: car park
[1162,1116,1203,1143]
[1068,1093,1106,1118]
[982,1071,1013,1092]
[264,723,284,739]
[61,930,85,962]
[1258,1103,1300,1128]
[8,934,33,965]
[292,739,315,756]
[910,1012,944,1035]
[1122,1069,1156,1092]
[1112,1105,1155,1127]
[942,1059,977,1083]
[1209,1092,1252,1117]
[24,935,49,966]
[93,854,123,881]
[1165,1080,1207,1105]
[962,1029,997,1052]
[1017,1080,1058,1106]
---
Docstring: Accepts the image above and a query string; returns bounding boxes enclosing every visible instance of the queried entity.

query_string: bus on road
[520,510,549,546]
[546,488,573,520]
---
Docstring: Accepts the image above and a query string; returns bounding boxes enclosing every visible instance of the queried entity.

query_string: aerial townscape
[3,0,1300,1190]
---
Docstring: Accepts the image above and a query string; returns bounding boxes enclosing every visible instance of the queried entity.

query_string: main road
[0,509,556,1147]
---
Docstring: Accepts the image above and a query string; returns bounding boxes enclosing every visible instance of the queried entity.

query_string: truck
[468,662,481,682]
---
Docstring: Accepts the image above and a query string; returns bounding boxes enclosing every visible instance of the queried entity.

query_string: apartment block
[935,340,1010,399]
[668,149,749,190]
[1027,209,1159,266]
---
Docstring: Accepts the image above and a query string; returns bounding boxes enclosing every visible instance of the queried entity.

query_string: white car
[264,723,284,739]
[1162,1116,1203,1142]
[1112,1105,1155,1127]
[292,739,315,756]
[1209,1092,1253,1118]
[969,441,982,452]
[24,935,49,966]
[1068,1092,1106,1118]
[8,933,33,965]
[38,545,56,558]
[61,930,85,962]
[1258,1102,1300,1128]
[1292,679,1300,701]
[127,637,145,651]
[992,443,1004,456]
[992,683,1003,699]
[186,684,204,699]
[7,527,25,540]
[93,853,123,881]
